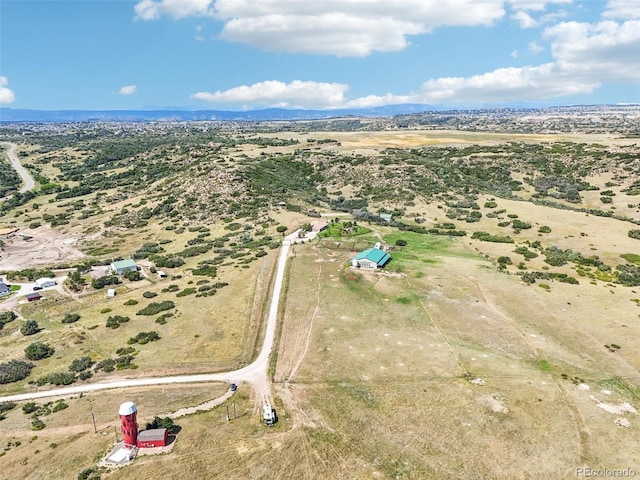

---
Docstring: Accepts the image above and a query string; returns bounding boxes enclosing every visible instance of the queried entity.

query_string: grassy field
[1,129,640,479]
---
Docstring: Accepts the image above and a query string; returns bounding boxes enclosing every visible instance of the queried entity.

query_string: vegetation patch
[136,301,175,315]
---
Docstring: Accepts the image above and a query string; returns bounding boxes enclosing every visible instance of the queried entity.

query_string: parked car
[32,286,42,291]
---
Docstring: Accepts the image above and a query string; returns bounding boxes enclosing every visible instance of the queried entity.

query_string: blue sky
[0,0,638,110]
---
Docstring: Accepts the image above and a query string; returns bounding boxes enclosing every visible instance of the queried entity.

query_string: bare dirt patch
[0,225,85,271]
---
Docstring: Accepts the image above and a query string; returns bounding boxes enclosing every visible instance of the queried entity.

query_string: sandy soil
[0,225,85,271]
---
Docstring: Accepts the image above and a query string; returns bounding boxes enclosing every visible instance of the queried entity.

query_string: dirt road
[0,239,293,405]
[1,142,35,195]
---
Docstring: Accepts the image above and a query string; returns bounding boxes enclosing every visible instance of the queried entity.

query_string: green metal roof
[353,248,391,266]
[111,259,137,269]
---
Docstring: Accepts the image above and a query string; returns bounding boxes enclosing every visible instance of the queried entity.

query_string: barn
[137,428,168,448]
[25,292,42,302]
[351,247,391,269]
[111,259,138,275]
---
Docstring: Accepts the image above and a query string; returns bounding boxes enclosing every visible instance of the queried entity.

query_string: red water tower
[119,401,138,449]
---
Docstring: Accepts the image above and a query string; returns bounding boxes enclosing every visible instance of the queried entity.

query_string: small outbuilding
[111,259,138,275]
[35,277,56,289]
[107,289,116,298]
[351,247,391,269]
[137,428,168,448]
[0,280,10,295]
[25,292,42,302]
[310,220,329,232]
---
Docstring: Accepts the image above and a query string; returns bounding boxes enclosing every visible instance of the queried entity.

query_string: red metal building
[136,428,168,448]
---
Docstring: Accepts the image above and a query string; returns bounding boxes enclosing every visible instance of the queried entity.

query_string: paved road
[0,239,292,404]
[1,142,35,195]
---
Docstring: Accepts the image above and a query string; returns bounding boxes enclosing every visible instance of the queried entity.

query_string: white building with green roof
[351,247,391,269]
[110,259,138,275]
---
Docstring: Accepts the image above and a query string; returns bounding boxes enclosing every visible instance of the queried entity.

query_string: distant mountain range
[0,104,439,123]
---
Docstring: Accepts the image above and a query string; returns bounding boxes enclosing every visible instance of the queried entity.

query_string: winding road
[0,238,294,404]
[1,142,35,195]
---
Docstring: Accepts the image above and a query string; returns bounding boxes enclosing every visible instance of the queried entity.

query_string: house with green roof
[351,247,391,269]
[110,259,138,275]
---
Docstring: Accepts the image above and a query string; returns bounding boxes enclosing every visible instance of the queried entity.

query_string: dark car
[33,286,42,291]
[230,383,238,392]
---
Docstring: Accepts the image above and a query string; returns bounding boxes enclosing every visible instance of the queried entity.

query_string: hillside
[0,120,639,479]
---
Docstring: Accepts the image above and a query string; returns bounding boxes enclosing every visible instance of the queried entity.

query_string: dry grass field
[1,129,639,479]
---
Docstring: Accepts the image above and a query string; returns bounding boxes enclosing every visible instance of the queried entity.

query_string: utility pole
[91,413,97,433]
[233,401,236,420]
[226,405,230,422]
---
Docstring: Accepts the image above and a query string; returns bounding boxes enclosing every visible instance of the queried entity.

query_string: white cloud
[190,19,640,108]
[134,0,214,20]
[507,0,572,11]
[512,10,538,28]
[545,20,640,81]
[528,41,543,53]
[191,80,350,108]
[511,49,519,58]
[602,0,640,20]
[0,77,15,104]
[118,85,137,95]
[135,0,508,56]
[416,63,598,103]
[215,0,511,56]
[134,0,578,56]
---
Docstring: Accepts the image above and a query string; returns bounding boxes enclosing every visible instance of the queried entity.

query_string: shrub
[127,331,160,345]
[61,313,81,324]
[37,371,76,386]
[106,315,130,329]
[91,275,120,289]
[0,360,33,384]
[0,310,17,330]
[628,229,640,240]
[69,356,94,372]
[395,239,408,246]
[514,246,538,260]
[20,320,41,336]
[0,401,17,415]
[538,225,551,233]
[176,288,196,297]
[123,270,142,281]
[276,225,287,233]
[192,265,217,277]
[142,291,157,299]
[94,359,115,373]
[123,299,139,306]
[23,402,38,414]
[52,401,68,412]
[136,301,175,316]
[471,232,514,243]
[115,346,136,355]
[31,417,46,431]
[25,342,55,361]
[145,416,180,434]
